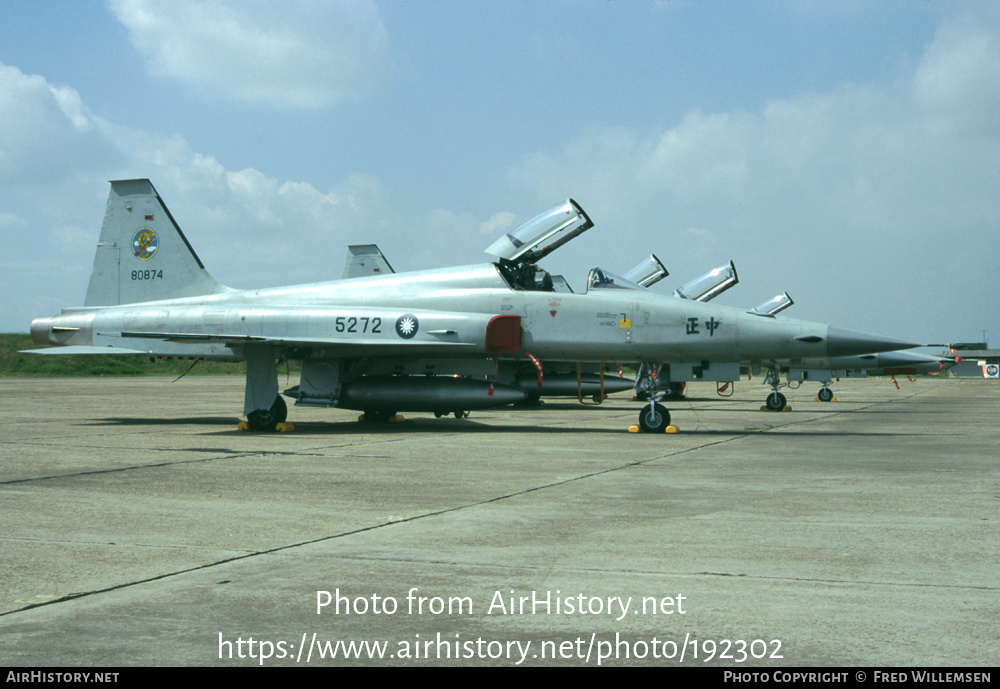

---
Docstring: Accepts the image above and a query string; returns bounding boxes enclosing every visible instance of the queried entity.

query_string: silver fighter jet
[776,350,953,404]
[26,179,917,433]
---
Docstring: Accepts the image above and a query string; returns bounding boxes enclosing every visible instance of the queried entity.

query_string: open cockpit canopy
[485,199,593,264]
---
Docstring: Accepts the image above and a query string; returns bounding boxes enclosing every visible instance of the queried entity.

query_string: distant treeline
[1,333,246,377]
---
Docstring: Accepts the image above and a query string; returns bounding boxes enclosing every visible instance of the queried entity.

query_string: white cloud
[420,209,489,267]
[479,211,517,237]
[510,125,649,219]
[913,3,1000,134]
[0,61,403,328]
[0,64,113,186]
[106,0,391,108]
[0,211,28,232]
[641,111,753,201]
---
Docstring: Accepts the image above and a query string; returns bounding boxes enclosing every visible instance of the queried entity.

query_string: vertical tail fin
[342,244,396,279]
[84,179,228,306]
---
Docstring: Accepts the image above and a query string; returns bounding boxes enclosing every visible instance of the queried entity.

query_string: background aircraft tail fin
[84,179,228,306]
[342,244,396,279]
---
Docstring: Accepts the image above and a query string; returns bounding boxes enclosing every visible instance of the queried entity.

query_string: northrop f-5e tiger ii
[26,179,917,432]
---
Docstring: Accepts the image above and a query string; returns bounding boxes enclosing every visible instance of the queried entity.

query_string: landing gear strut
[659,383,685,401]
[632,363,677,433]
[243,344,288,431]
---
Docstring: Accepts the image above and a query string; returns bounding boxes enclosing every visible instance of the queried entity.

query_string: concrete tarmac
[0,375,996,667]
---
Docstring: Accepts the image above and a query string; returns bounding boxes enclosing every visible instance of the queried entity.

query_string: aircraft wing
[19,345,150,355]
[108,330,482,352]
[83,308,524,358]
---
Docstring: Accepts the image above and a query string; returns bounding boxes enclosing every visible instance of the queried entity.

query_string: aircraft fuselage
[33,263,869,369]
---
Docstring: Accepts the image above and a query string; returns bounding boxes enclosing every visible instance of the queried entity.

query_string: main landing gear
[241,345,292,431]
[817,385,834,402]
[434,410,470,419]
[244,395,288,431]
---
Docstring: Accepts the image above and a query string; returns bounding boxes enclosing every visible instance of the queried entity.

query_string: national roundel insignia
[132,228,158,261]
[395,314,419,339]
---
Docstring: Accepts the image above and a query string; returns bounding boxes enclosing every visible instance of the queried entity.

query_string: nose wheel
[765,391,787,412]
[638,402,671,433]
[817,386,834,402]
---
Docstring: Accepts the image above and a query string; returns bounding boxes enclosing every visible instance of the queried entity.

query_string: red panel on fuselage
[486,315,521,353]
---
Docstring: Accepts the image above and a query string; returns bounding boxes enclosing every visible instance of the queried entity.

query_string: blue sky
[2,0,997,347]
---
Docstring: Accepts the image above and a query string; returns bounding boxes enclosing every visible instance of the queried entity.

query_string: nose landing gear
[762,369,791,412]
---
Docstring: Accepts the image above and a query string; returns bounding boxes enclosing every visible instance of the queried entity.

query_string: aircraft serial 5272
[26,179,917,433]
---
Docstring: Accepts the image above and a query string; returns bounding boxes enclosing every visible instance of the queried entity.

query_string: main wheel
[638,403,670,433]
[765,391,787,411]
[518,392,543,407]
[818,387,833,402]
[246,395,288,431]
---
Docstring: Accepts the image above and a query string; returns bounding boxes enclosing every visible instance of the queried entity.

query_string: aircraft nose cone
[826,327,919,357]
